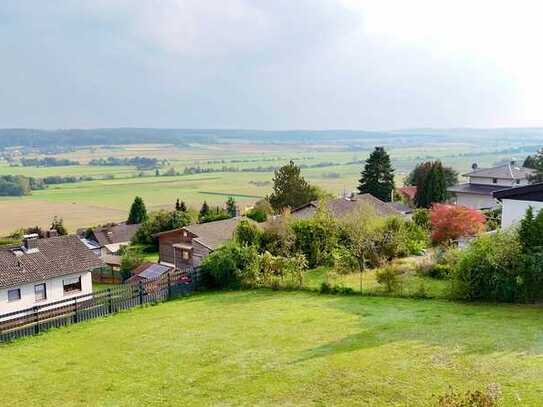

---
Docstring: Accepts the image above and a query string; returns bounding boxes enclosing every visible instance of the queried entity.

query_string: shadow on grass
[292,293,543,363]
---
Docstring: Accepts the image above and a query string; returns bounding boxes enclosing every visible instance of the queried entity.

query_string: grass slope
[1,291,543,406]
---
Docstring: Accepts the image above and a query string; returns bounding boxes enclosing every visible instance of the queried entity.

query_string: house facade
[154,217,247,269]
[494,183,543,228]
[0,234,104,315]
[448,163,534,209]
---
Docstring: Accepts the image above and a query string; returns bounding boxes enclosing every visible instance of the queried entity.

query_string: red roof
[399,186,417,200]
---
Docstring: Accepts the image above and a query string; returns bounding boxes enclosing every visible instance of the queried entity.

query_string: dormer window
[492,178,498,184]
[516,179,521,185]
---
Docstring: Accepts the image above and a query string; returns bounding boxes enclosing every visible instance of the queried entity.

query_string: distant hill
[0,127,543,148]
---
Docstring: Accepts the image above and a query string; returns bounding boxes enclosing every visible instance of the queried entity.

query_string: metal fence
[0,268,199,343]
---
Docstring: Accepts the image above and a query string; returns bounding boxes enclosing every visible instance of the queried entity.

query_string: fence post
[73,298,78,323]
[33,306,40,335]
[138,281,144,306]
[107,288,113,314]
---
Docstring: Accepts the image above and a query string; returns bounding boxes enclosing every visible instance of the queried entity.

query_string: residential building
[291,193,403,219]
[447,162,534,209]
[0,234,104,315]
[154,217,247,269]
[494,182,543,228]
[79,222,141,269]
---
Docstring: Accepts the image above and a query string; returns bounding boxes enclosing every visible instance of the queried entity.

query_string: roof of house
[388,201,413,214]
[0,235,105,289]
[132,262,174,280]
[447,183,511,196]
[292,194,402,219]
[89,223,141,247]
[101,254,122,267]
[463,164,534,180]
[398,186,417,200]
[185,217,246,250]
[493,182,543,202]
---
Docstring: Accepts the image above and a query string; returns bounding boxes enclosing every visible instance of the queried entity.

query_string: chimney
[471,162,478,170]
[23,234,39,252]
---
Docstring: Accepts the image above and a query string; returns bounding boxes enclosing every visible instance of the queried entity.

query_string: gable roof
[398,186,417,200]
[185,217,246,250]
[292,194,402,219]
[0,235,105,289]
[493,182,543,202]
[90,223,141,246]
[463,164,534,180]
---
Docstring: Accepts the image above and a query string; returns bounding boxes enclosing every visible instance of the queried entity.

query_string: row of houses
[2,171,543,316]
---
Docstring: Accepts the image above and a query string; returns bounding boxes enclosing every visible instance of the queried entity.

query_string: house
[494,182,543,228]
[291,193,403,220]
[0,234,104,315]
[154,217,246,269]
[398,186,417,206]
[80,222,141,269]
[447,162,534,209]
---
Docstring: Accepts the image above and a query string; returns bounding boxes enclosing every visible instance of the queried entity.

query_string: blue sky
[1,0,541,130]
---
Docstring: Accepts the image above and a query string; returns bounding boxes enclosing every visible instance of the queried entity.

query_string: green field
[1,136,540,234]
[1,290,542,406]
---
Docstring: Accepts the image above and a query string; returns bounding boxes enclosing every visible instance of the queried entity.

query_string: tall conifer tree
[357,147,395,202]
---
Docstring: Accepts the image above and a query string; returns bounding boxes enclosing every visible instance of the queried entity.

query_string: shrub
[431,204,486,244]
[412,208,430,229]
[120,248,144,281]
[450,231,540,302]
[200,244,259,289]
[235,220,261,247]
[437,384,501,407]
[246,207,267,222]
[518,206,543,253]
[429,264,451,279]
[376,266,401,293]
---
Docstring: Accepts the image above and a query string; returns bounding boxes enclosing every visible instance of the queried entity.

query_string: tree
[199,201,210,221]
[175,199,187,212]
[525,149,543,183]
[406,161,458,192]
[518,206,543,253]
[127,196,148,224]
[50,216,67,235]
[414,161,448,208]
[268,161,318,211]
[235,220,261,247]
[175,199,181,211]
[430,204,486,244]
[120,248,144,281]
[132,210,192,247]
[357,147,395,202]
[226,196,237,217]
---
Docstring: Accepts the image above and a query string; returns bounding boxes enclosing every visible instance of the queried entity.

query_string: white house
[0,234,105,315]
[493,183,543,228]
[448,162,534,209]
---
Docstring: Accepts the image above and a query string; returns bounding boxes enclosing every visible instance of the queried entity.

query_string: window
[492,178,498,184]
[516,179,521,185]
[34,283,47,302]
[63,276,82,294]
[182,250,190,260]
[7,288,21,302]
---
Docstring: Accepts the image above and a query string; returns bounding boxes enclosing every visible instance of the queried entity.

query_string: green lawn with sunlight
[1,290,543,406]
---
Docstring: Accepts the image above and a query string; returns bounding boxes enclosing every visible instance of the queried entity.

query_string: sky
[0,0,542,130]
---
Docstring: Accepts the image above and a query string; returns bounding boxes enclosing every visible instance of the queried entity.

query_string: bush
[431,204,486,244]
[120,248,144,281]
[376,266,401,293]
[246,208,267,222]
[235,220,261,247]
[437,384,501,407]
[200,244,259,289]
[428,264,451,279]
[450,231,542,302]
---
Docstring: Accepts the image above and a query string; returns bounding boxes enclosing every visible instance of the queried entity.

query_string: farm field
[1,290,543,406]
[1,135,542,235]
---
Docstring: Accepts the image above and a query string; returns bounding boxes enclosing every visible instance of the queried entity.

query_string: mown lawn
[1,290,543,406]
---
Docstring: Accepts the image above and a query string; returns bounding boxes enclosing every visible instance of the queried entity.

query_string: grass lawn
[1,290,543,406]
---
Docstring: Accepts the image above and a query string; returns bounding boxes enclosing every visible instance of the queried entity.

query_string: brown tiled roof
[185,217,246,250]
[91,223,141,246]
[399,186,417,200]
[292,194,402,219]
[0,235,105,289]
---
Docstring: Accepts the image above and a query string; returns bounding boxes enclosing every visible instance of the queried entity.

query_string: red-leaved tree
[430,204,486,244]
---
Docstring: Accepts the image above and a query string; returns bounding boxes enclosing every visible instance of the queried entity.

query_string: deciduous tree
[268,161,318,211]
[430,204,486,244]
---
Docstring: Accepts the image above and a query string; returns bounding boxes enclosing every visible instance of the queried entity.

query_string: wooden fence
[0,268,198,343]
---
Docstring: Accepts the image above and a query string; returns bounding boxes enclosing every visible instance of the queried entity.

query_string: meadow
[1,290,542,406]
[0,134,541,235]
